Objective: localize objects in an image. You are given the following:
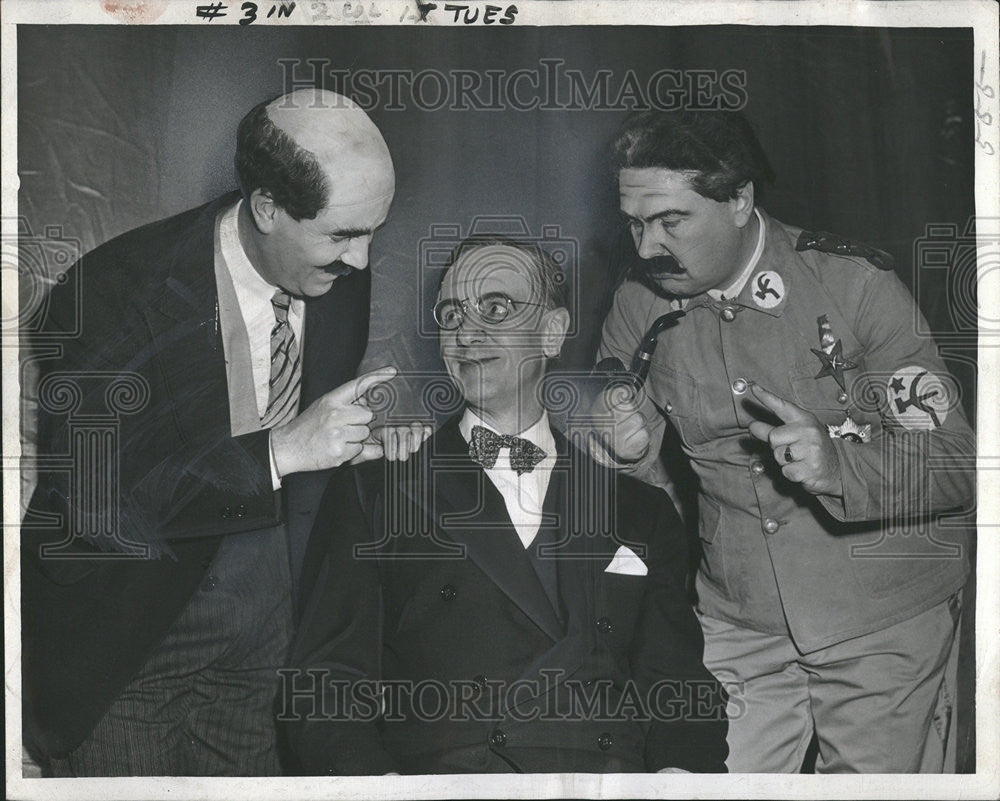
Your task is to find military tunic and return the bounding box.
[598,210,973,653]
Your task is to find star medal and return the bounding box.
[827,409,871,443]
[810,314,857,393]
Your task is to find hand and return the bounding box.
[270,366,396,476]
[353,421,433,464]
[747,384,842,497]
[588,382,651,465]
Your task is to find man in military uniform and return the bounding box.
[593,110,974,773]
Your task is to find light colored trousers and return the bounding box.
[699,593,961,773]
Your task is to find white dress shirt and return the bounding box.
[459,408,557,548]
[218,199,305,416]
[218,199,305,488]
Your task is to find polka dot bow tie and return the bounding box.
[469,425,547,475]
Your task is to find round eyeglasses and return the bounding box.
[433,292,548,330]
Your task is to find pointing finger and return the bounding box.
[328,366,398,405]
[750,384,810,424]
[748,420,774,442]
[767,425,804,447]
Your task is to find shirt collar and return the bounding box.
[459,407,556,458]
[707,207,766,301]
[219,198,281,305]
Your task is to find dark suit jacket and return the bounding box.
[21,192,370,758]
[285,415,728,774]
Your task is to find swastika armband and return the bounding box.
[795,231,894,270]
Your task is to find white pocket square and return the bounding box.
[604,545,648,576]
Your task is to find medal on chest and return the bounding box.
[812,314,871,442]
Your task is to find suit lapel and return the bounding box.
[508,433,626,701]
[402,418,565,642]
[138,197,231,445]
[545,437,589,630]
[544,431,622,602]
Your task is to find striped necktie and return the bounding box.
[260,289,301,429]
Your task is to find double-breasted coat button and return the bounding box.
[762,518,780,535]
[473,674,488,689]
[201,575,218,592]
[720,306,737,322]
[489,730,507,747]
[221,506,232,519]
[750,460,766,475]
[731,378,749,395]
[838,391,849,404]
[597,732,614,751]
[664,401,674,414]
[236,503,247,518]
[597,617,613,634]
[440,584,457,601]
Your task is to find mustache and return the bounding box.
[322,260,355,277]
[634,254,685,276]
[621,253,684,301]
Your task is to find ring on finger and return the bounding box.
[784,445,794,463]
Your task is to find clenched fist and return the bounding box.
[588,382,651,466]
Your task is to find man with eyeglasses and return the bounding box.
[284,236,729,775]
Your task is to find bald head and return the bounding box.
[235,88,394,220]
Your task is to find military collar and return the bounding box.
[678,209,790,320]
[707,208,766,302]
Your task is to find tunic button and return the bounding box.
[440,584,457,601]
[490,730,507,747]
[731,378,749,395]
[664,401,673,414]
[597,732,614,751]
[721,306,737,323]
[597,617,613,634]
[762,518,780,534]
[201,575,218,592]
[838,391,849,404]
[750,460,765,475]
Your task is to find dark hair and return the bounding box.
[234,99,329,221]
[443,235,570,312]
[612,110,775,202]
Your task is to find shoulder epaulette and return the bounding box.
[795,230,894,271]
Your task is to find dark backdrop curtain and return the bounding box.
[18,23,976,770]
